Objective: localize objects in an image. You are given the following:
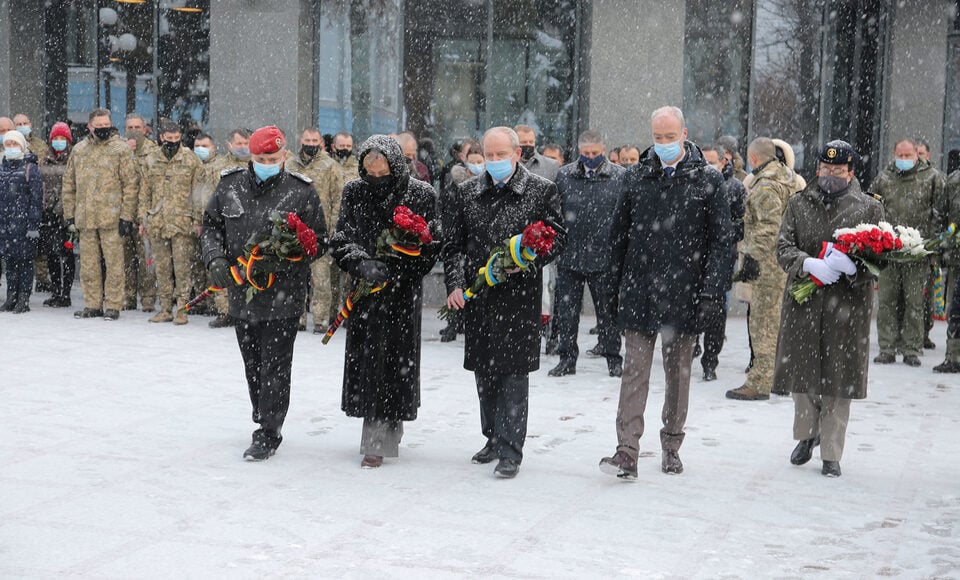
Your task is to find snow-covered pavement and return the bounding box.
[3,295,959,578]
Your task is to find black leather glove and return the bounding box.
[358,259,391,284]
[696,295,724,330]
[118,219,135,238]
[208,257,234,288]
[736,254,761,282]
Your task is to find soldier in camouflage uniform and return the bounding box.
[191,130,249,328]
[870,139,946,367]
[934,168,960,372]
[139,121,203,325]
[330,132,358,320]
[286,128,344,332]
[62,108,140,320]
[727,137,798,401]
[123,113,159,312]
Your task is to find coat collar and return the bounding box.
[479,161,531,197]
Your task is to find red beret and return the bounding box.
[49,121,73,144]
[249,125,286,155]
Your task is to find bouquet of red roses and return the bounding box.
[179,211,318,311]
[790,221,957,304]
[322,205,432,344]
[438,221,557,321]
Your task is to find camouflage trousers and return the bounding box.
[744,271,786,394]
[79,227,126,311]
[123,231,157,309]
[301,255,334,330]
[877,261,926,357]
[150,233,197,313]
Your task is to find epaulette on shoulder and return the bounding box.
[220,166,245,178]
[288,171,313,184]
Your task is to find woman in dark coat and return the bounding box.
[773,141,884,477]
[39,122,75,307]
[0,130,43,313]
[330,135,440,468]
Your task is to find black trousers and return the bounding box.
[235,317,300,441]
[47,250,76,299]
[701,294,729,370]
[555,267,621,364]
[3,256,34,297]
[476,373,529,461]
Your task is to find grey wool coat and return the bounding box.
[772,179,884,400]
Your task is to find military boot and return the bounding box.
[12,293,30,313]
[149,310,174,323]
[173,308,189,325]
[0,292,16,312]
[933,340,960,373]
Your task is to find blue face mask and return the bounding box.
[466,162,485,176]
[233,146,250,160]
[486,158,515,182]
[580,154,605,170]
[895,158,915,172]
[16,126,31,138]
[52,140,68,152]
[194,146,210,161]
[3,147,23,160]
[252,160,282,181]
[653,140,682,162]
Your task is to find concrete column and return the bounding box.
[883,0,952,167]
[208,0,315,144]
[587,0,685,147]
[0,0,46,126]
[0,0,10,116]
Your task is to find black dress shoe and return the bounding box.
[74,308,103,319]
[548,359,576,377]
[103,309,119,321]
[821,460,841,477]
[703,367,717,381]
[607,358,623,377]
[494,458,520,478]
[440,327,457,342]
[790,436,820,465]
[544,338,558,355]
[873,352,896,364]
[924,337,936,350]
[243,441,277,461]
[471,444,496,464]
[661,450,683,474]
[584,346,604,358]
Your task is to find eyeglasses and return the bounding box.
[818,166,850,177]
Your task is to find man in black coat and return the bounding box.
[599,107,733,478]
[443,126,564,479]
[202,126,328,461]
[548,129,626,378]
[699,143,747,381]
[330,135,440,468]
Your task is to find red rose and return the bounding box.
[894,238,903,250]
[297,226,318,256]
[287,212,305,231]
[63,241,74,251]
[521,221,557,255]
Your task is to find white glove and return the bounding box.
[823,242,857,276]
[803,257,841,285]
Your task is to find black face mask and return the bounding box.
[520,145,536,161]
[363,174,393,194]
[335,148,352,160]
[93,126,114,141]
[301,144,320,159]
[161,140,180,159]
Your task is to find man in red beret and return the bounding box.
[201,125,328,461]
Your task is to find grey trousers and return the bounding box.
[360,418,404,457]
[792,393,851,462]
[616,329,696,458]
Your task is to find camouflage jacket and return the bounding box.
[942,169,960,265]
[338,154,360,184]
[285,152,344,236]
[139,146,202,238]
[741,160,797,278]
[191,152,246,216]
[869,159,946,238]
[62,135,140,229]
[27,135,50,165]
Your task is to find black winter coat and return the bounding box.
[555,158,625,273]
[718,163,747,290]
[331,135,440,421]
[610,142,733,335]
[443,163,564,375]
[0,157,43,259]
[201,166,328,323]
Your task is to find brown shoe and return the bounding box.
[725,385,770,401]
[173,309,189,325]
[599,450,638,479]
[149,310,173,323]
[361,455,383,469]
